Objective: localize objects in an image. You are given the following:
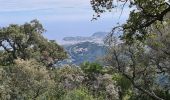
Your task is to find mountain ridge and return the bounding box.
[57,32,108,65]
[62,32,108,45]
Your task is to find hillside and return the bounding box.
[57,32,108,65]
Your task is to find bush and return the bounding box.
[61,87,95,100]
[81,62,103,75]
[0,59,55,99]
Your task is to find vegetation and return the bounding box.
[0,0,170,100]
[0,20,119,100]
[91,0,170,100]
[91,0,170,42]
[0,20,67,67]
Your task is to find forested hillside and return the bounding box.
[1,0,170,100]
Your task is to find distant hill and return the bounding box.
[63,42,107,65]
[62,32,108,45]
[57,32,108,65]
[91,32,107,38]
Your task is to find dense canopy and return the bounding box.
[0,20,67,67]
[91,0,170,42]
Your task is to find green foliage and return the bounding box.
[104,23,170,99]
[0,59,55,99]
[39,65,85,100]
[154,89,170,100]
[2,3,170,99]
[112,73,131,92]
[0,20,69,99]
[112,73,132,100]
[61,87,95,100]
[91,0,170,42]
[81,62,103,75]
[0,59,121,100]
[80,62,119,100]
[0,20,67,66]
[52,65,84,90]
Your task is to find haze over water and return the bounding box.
[0,0,129,43]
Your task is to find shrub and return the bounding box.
[61,87,95,100]
[0,59,55,99]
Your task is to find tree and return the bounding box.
[0,20,67,67]
[61,87,95,100]
[91,0,170,42]
[91,0,170,99]
[0,59,55,99]
[104,34,170,100]
[80,62,119,99]
[81,62,103,75]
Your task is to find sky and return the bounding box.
[0,0,130,43]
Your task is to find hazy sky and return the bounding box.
[0,0,130,42]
